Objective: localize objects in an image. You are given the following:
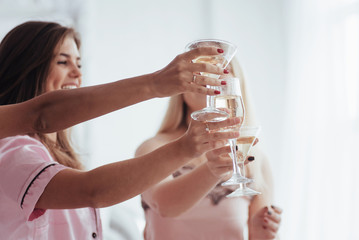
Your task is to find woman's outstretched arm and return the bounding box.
[0,46,227,138]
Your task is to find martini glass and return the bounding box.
[227,126,261,197]
[185,39,237,122]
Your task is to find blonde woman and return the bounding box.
[136,58,282,240]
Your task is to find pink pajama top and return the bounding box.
[142,165,251,240]
[0,135,102,239]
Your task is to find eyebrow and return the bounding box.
[59,53,81,60]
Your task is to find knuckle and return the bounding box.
[177,64,186,74]
[195,75,203,84]
[196,87,204,94]
[174,54,182,62]
[203,64,211,72]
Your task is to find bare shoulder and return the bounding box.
[135,132,180,157]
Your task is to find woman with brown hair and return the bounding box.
[0,21,240,239]
[136,58,283,240]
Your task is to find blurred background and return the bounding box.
[0,0,358,239]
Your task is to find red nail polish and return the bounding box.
[263,226,267,229]
[224,69,229,74]
[214,90,221,94]
[221,81,227,85]
[217,48,224,53]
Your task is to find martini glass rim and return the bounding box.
[185,38,237,51]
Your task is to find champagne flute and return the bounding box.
[185,39,237,122]
[227,126,261,197]
[213,77,250,186]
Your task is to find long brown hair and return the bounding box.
[0,21,83,169]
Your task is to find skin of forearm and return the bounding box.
[0,103,35,138]
[36,138,193,209]
[144,163,220,217]
[33,73,156,134]
[85,138,193,208]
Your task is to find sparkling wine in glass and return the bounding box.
[185,39,237,122]
[213,77,250,186]
[227,126,261,197]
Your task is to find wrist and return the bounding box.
[169,137,194,166]
[147,71,161,98]
[204,162,223,182]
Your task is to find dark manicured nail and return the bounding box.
[248,156,255,161]
[224,69,229,74]
[214,90,221,94]
[267,211,272,215]
[217,48,224,53]
[271,205,276,209]
[221,81,227,85]
[235,145,238,151]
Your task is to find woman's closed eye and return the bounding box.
[57,61,67,65]
[57,61,81,69]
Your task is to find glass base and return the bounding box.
[226,187,261,197]
[221,173,253,186]
[191,107,229,122]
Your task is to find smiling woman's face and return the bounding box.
[45,36,82,92]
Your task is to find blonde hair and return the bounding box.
[158,94,187,133]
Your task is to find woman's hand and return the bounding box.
[151,47,228,98]
[177,117,241,160]
[206,145,233,179]
[249,205,283,240]
[206,146,256,180]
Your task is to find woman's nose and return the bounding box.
[70,64,82,78]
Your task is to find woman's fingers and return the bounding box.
[192,75,224,86]
[263,218,279,234]
[181,46,223,61]
[190,62,225,76]
[208,145,232,156]
[206,117,241,131]
[243,156,255,165]
[271,205,283,214]
[207,131,239,142]
[185,84,220,96]
[266,209,281,224]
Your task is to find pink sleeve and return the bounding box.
[0,136,68,220]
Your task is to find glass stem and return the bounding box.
[229,139,241,175]
[207,94,214,108]
[239,162,246,177]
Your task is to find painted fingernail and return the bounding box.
[214,90,221,94]
[217,48,224,53]
[264,218,268,223]
[235,145,238,151]
[221,81,227,85]
[268,211,272,215]
[224,69,229,74]
[271,205,276,209]
[263,226,267,229]
[248,156,255,161]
